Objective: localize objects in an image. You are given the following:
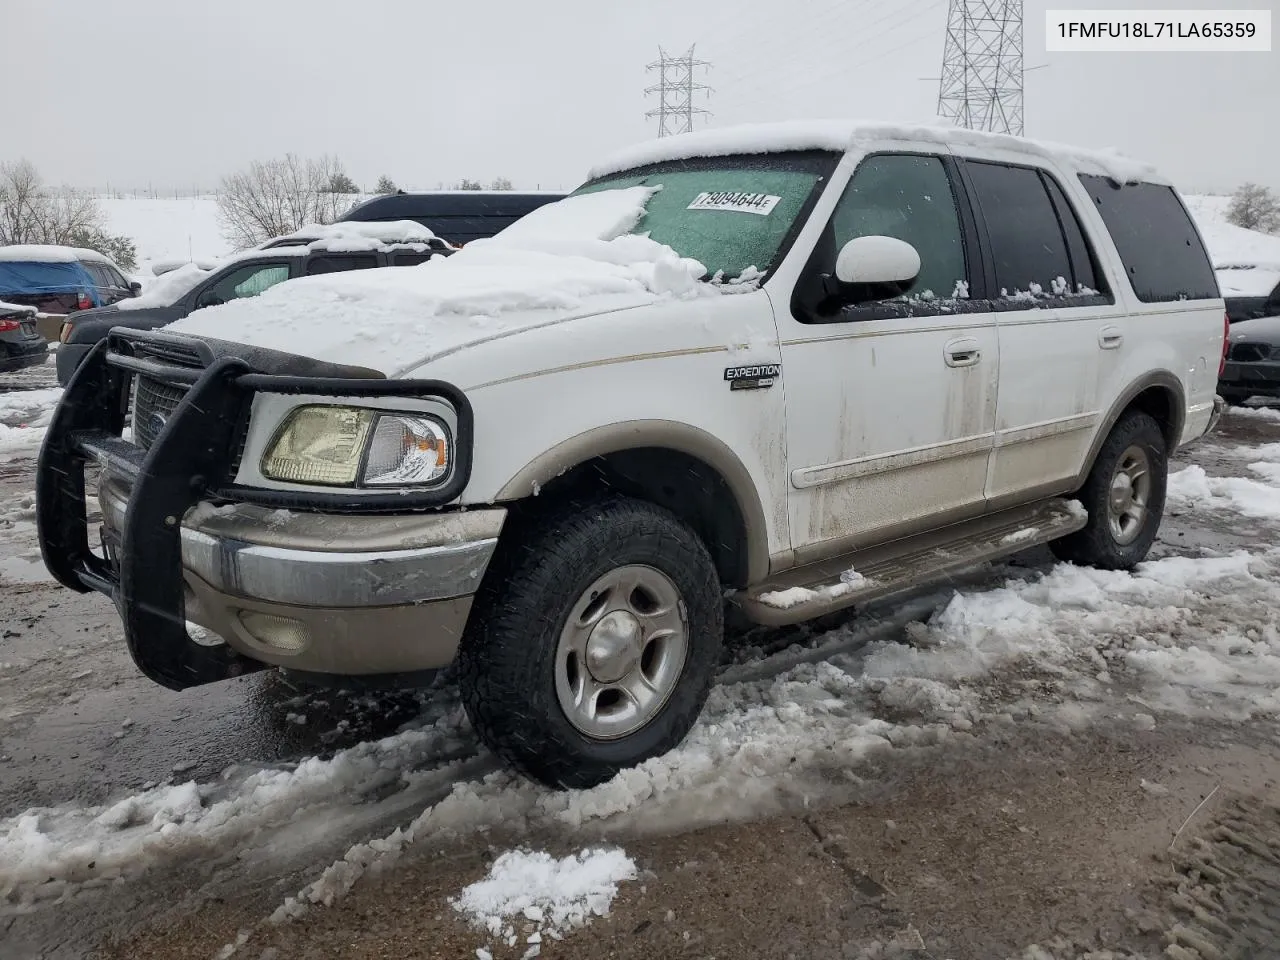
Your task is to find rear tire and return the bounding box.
[1050,411,1167,570]
[457,496,724,789]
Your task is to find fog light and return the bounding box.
[237,612,310,652]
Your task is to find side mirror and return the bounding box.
[835,235,921,286]
[129,281,142,296]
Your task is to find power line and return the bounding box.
[645,46,713,137]
[936,0,1025,136]
[713,1,947,120]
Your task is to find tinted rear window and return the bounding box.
[305,254,379,275]
[966,161,1074,298]
[1078,176,1218,303]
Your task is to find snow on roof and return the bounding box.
[0,244,113,264]
[272,219,438,248]
[587,120,1163,185]
[1216,264,1280,298]
[0,299,36,315]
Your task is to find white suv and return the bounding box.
[38,121,1227,788]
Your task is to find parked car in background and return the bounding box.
[1214,262,1280,405]
[0,300,47,372]
[38,121,1226,789]
[0,245,140,341]
[1218,262,1280,325]
[337,191,565,245]
[1220,313,1280,405]
[55,221,443,386]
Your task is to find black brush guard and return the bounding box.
[36,337,265,690]
[36,331,473,691]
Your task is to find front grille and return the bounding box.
[132,376,190,450]
[1230,342,1272,363]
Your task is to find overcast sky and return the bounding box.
[4,0,1277,195]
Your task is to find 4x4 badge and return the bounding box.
[724,364,781,391]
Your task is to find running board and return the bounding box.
[739,499,1087,626]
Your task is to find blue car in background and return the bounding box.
[0,245,139,340]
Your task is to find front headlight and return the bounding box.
[261,405,451,487]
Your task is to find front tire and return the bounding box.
[457,497,724,789]
[1050,411,1167,570]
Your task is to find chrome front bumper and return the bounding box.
[99,477,504,674]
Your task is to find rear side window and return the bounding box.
[965,161,1078,300]
[305,254,379,276]
[1042,175,1104,296]
[1078,176,1218,303]
[391,251,432,266]
[84,263,113,287]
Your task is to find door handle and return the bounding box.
[1098,326,1124,350]
[944,337,981,367]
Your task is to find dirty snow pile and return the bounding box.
[1168,440,1280,521]
[0,387,61,462]
[9,544,1280,915]
[0,490,50,584]
[452,848,636,956]
[168,187,717,376]
[0,711,478,904]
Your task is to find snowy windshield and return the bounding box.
[572,155,833,281]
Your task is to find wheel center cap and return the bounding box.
[585,611,642,683]
[1109,473,1133,511]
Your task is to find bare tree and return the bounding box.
[455,178,484,191]
[0,159,100,245]
[0,159,136,267]
[490,177,513,191]
[1226,183,1280,234]
[217,154,354,249]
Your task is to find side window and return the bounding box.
[964,161,1078,300]
[830,154,968,302]
[1041,175,1106,298]
[197,263,291,308]
[107,266,130,289]
[305,254,379,276]
[391,251,432,266]
[84,263,113,287]
[1078,176,1218,303]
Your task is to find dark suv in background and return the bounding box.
[56,236,442,386]
[338,191,565,245]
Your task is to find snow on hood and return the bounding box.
[0,299,36,316]
[117,261,214,310]
[587,119,1162,186]
[168,187,716,376]
[120,222,446,312]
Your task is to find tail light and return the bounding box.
[1220,311,1230,376]
[77,292,92,310]
[0,319,19,333]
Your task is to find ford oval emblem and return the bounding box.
[149,412,168,436]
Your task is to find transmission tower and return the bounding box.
[645,46,712,138]
[937,0,1025,136]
